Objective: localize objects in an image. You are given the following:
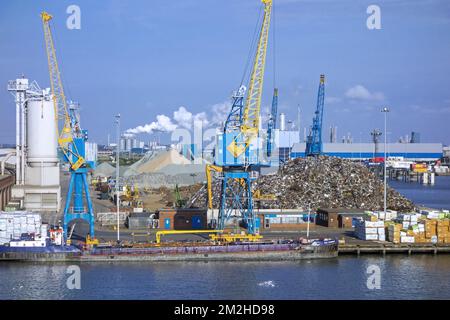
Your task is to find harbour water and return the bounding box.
[0,177,449,300]
[389,176,450,210]
[1,256,450,300]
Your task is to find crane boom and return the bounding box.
[41,12,85,170]
[227,0,272,158]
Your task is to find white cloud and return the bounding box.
[345,85,385,101]
[173,106,210,130]
[293,85,303,96]
[173,106,193,129]
[193,112,209,127]
[325,96,341,104]
[409,104,450,114]
[210,101,232,125]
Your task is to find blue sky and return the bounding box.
[1,0,449,145]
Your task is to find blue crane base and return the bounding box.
[63,168,95,240]
[218,170,258,235]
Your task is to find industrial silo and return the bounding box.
[24,96,60,210]
[279,113,286,131]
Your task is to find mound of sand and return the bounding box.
[93,162,116,177]
[124,149,192,177]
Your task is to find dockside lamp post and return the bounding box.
[307,205,311,239]
[288,120,293,161]
[381,107,390,215]
[115,113,121,243]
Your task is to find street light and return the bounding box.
[288,120,293,161]
[190,173,197,185]
[381,107,389,215]
[115,113,121,243]
[307,204,311,239]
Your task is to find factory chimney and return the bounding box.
[371,129,382,157]
[279,113,286,131]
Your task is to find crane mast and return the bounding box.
[266,88,278,157]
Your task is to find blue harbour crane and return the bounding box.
[206,0,273,237]
[305,74,326,156]
[266,88,278,157]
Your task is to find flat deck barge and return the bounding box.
[0,241,338,262]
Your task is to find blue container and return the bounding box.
[164,218,171,230]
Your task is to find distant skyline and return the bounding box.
[1,0,449,146]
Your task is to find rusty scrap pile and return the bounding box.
[191,156,415,211]
[255,156,415,211]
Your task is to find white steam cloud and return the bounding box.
[173,106,209,130]
[126,101,231,135]
[126,114,177,134]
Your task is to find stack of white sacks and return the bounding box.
[354,210,399,241]
[397,213,424,243]
[420,209,448,219]
[355,220,386,241]
[364,210,398,221]
[0,212,45,245]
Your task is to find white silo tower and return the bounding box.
[8,77,61,212]
[279,113,286,131]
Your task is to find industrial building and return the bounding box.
[258,210,315,230]
[7,78,61,212]
[0,175,14,210]
[290,142,443,161]
[273,129,300,162]
[120,134,145,153]
[316,208,368,228]
[158,208,207,230]
[126,211,156,229]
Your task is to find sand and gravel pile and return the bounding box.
[122,149,207,187]
[124,149,191,177]
[93,162,116,177]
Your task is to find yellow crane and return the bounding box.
[211,0,274,235]
[41,11,85,170]
[41,11,96,241]
[226,0,273,158]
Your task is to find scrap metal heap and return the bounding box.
[198,156,415,212]
[255,156,415,211]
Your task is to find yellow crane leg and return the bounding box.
[205,164,223,209]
